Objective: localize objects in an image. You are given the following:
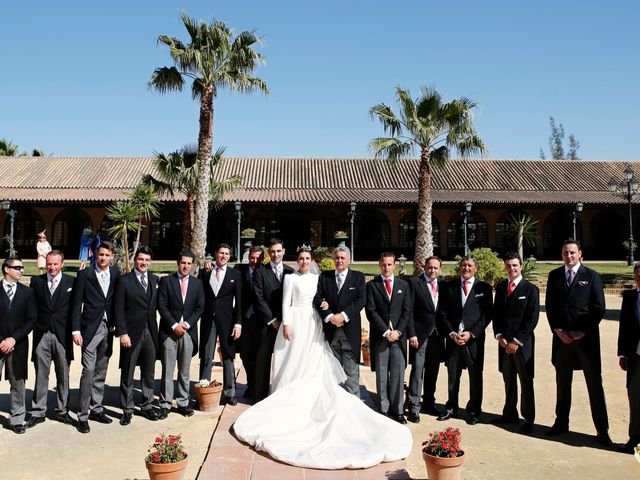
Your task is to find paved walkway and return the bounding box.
[198,368,409,479]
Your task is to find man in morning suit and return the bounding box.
[437,256,492,425]
[492,252,539,434]
[365,252,411,424]
[199,243,243,406]
[406,256,446,423]
[617,262,640,454]
[253,238,294,401]
[313,246,366,397]
[235,246,264,401]
[0,257,37,434]
[28,250,75,429]
[114,246,160,426]
[157,250,204,418]
[72,241,120,434]
[545,240,611,446]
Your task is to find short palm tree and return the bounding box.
[504,213,538,260]
[143,145,241,250]
[370,86,486,274]
[106,201,141,272]
[127,183,160,260]
[149,12,268,264]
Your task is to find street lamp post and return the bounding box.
[609,164,640,266]
[234,201,243,262]
[462,202,472,256]
[571,202,584,241]
[1,200,16,257]
[348,202,356,261]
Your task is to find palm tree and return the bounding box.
[370,86,486,274]
[0,138,19,156]
[149,13,268,264]
[106,201,141,272]
[504,213,538,261]
[127,183,160,261]
[142,146,241,250]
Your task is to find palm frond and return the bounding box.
[148,67,185,93]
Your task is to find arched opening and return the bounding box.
[446,211,488,258]
[590,209,627,260]
[51,208,93,259]
[149,206,184,259]
[495,209,538,258]
[2,207,45,259]
[398,210,440,257]
[542,209,582,258]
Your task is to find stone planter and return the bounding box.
[146,454,188,480]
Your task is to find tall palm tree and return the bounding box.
[127,183,160,261]
[142,146,241,250]
[0,138,19,156]
[370,86,486,274]
[149,13,268,264]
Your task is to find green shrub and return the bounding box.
[454,247,506,287]
[318,258,335,272]
[313,246,333,261]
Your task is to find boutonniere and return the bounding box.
[475,293,484,297]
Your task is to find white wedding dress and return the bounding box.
[233,271,412,469]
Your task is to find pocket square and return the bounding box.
[397,290,403,294]
[475,293,484,297]
[67,288,72,292]
[230,280,235,283]
[578,280,589,286]
[518,296,526,300]
[349,287,355,290]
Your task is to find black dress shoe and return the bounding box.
[52,412,75,425]
[467,414,480,425]
[596,431,613,448]
[520,421,534,434]
[407,412,420,423]
[77,421,90,434]
[389,414,407,424]
[176,405,194,417]
[140,409,159,421]
[220,395,238,406]
[619,439,638,454]
[158,408,170,420]
[120,412,132,426]
[491,415,519,425]
[89,411,113,424]
[12,424,26,434]
[26,416,45,429]
[546,423,569,436]
[437,409,457,421]
[420,403,443,416]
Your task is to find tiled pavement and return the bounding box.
[198,368,410,479]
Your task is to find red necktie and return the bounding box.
[384,278,392,296]
[463,280,469,296]
[508,281,515,296]
[430,280,437,296]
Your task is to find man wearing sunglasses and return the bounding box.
[1,257,37,434]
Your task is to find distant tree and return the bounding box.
[127,183,160,262]
[539,116,580,160]
[149,13,268,265]
[370,85,486,274]
[0,138,19,156]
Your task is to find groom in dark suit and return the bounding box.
[493,252,539,434]
[366,252,411,424]
[113,246,160,425]
[28,250,75,428]
[314,246,366,397]
[1,257,37,434]
[253,238,294,401]
[545,239,611,446]
[437,256,492,425]
[199,243,243,405]
[72,241,120,434]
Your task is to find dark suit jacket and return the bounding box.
[114,271,159,368]
[235,264,260,321]
[545,264,605,371]
[617,289,640,362]
[253,263,294,326]
[71,266,120,346]
[198,267,243,358]
[157,273,204,356]
[0,282,37,380]
[30,273,75,362]
[438,278,493,366]
[365,276,411,372]
[313,269,366,355]
[408,275,446,364]
[493,278,539,376]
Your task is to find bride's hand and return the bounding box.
[283,325,293,341]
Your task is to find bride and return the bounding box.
[233,246,412,469]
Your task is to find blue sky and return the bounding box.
[1,1,638,160]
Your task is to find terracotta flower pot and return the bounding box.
[145,454,188,480]
[361,347,371,366]
[195,383,223,412]
[423,451,465,480]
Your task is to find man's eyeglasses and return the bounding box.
[7,265,24,271]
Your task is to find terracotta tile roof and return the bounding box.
[0,156,637,205]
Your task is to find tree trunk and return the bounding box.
[182,195,194,250]
[518,224,524,260]
[413,150,433,276]
[191,85,215,266]
[131,216,142,265]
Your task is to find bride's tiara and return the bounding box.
[296,244,312,253]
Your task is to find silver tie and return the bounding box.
[6,283,15,303]
[141,274,147,291]
[50,277,57,296]
[336,273,343,292]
